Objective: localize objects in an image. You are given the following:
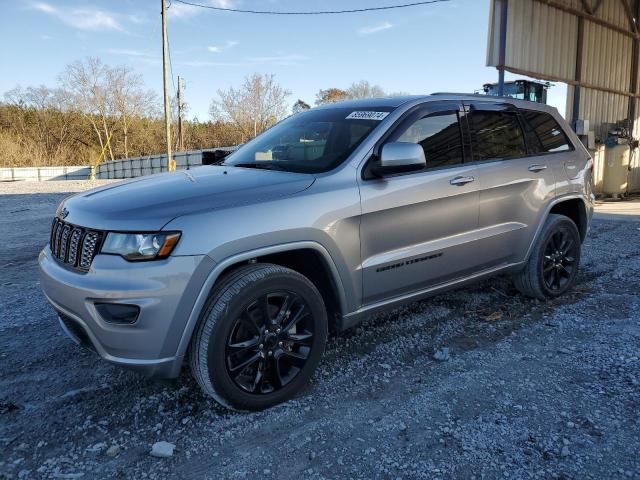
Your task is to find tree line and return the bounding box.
[0,57,400,168]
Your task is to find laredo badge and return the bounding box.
[346,111,390,121]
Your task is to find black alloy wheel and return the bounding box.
[541,229,578,292]
[225,291,314,394]
[190,263,327,411]
[512,213,582,300]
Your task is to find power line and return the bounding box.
[166,1,177,95]
[167,32,177,95]
[172,0,450,15]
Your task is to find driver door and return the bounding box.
[357,102,482,305]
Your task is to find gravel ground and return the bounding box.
[1,181,639,480]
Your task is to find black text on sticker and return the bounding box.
[346,111,390,121]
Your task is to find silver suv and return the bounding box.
[39,95,594,410]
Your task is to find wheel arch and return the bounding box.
[172,241,347,371]
[548,197,588,241]
[523,194,589,264]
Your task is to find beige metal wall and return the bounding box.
[487,0,578,80]
[487,0,640,193]
[487,0,635,95]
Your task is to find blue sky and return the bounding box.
[0,0,567,120]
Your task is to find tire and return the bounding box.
[189,263,328,411]
[512,214,582,301]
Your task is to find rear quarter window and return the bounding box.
[520,110,574,154]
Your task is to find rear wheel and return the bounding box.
[512,214,581,300]
[190,263,327,411]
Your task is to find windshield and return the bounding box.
[223,107,395,173]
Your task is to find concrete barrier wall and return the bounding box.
[0,147,237,182]
[95,148,236,180]
[0,166,91,182]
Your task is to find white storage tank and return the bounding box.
[602,145,630,197]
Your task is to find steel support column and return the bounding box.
[497,0,508,96]
[572,15,584,127]
[628,0,640,136]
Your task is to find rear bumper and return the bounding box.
[39,246,214,378]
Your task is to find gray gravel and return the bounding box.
[0,182,639,479]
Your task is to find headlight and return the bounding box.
[101,232,181,261]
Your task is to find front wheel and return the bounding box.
[189,264,328,411]
[512,214,582,300]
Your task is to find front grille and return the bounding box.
[50,218,103,272]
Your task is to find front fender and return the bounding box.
[170,241,348,374]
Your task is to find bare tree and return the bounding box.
[292,99,311,114]
[109,65,159,158]
[345,80,386,99]
[60,57,116,161]
[388,91,412,97]
[315,81,387,105]
[210,73,291,138]
[315,88,348,105]
[3,85,78,165]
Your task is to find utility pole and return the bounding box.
[177,76,184,151]
[161,0,174,171]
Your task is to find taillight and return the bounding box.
[586,157,594,174]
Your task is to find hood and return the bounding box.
[60,166,315,231]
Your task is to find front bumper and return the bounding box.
[39,246,214,378]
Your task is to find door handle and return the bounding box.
[449,175,475,186]
[528,164,548,173]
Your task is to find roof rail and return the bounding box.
[430,92,481,96]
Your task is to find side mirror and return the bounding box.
[372,142,426,177]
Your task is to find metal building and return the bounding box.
[486,0,640,193]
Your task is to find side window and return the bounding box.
[395,111,463,169]
[521,110,573,153]
[468,110,526,161]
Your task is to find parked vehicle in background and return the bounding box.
[39,94,594,410]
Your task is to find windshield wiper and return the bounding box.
[230,162,287,171]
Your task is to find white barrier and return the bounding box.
[0,166,91,182]
[95,148,236,180]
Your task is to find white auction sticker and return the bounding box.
[346,111,390,121]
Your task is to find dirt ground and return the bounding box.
[0,181,639,480]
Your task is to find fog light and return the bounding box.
[95,303,140,325]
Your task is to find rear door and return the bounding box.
[519,108,580,194]
[464,103,558,266]
[358,102,483,305]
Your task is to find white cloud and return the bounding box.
[127,14,147,25]
[207,40,238,53]
[168,0,238,18]
[32,2,122,31]
[179,52,308,68]
[358,21,393,36]
[104,48,154,58]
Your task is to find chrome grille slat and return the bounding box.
[67,228,82,267]
[80,232,99,270]
[59,225,71,261]
[50,219,57,251]
[51,220,61,256]
[54,221,64,257]
[49,219,102,272]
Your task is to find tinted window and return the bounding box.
[521,110,573,153]
[469,110,526,161]
[224,107,393,173]
[396,112,463,169]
